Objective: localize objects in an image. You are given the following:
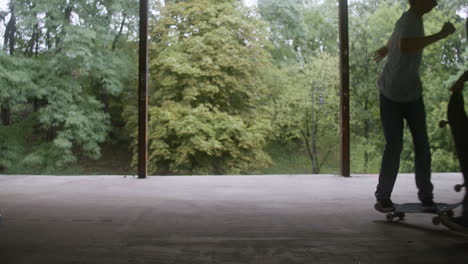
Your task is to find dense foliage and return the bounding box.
[1,0,467,175]
[0,0,138,173]
[124,0,273,175]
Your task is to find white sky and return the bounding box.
[0,0,7,11]
[0,0,6,48]
[244,0,257,6]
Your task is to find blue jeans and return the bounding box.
[375,94,433,201]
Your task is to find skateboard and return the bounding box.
[379,202,461,224]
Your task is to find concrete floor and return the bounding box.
[0,174,467,264]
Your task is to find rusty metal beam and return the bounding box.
[339,0,350,177]
[138,0,149,179]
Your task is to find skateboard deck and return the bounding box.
[380,202,461,223]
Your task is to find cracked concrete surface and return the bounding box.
[0,174,467,263]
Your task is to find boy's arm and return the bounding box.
[451,71,468,93]
[373,40,389,62]
[400,22,455,53]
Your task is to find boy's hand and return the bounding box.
[440,22,456,38]
[451,71,468,93]
[460,70,468,83]
[373,46,388,63]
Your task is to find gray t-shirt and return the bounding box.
[378,10,424,102]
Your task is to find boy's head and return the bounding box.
[409,0,438,15]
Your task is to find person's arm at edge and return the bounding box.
[373,40,389,62]
[400,22,455,53]
[451,71,468,93]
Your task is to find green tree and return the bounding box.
[0,0,139,172]
[258,0,308,65]
[302,0,339,56]
[270,53,340,173]
[124,0,273,175]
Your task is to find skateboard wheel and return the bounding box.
[386,214,394,222]
[455,184,463,192]
[432,217,441,226]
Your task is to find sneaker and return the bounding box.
[421,200,437,213]
[375,198,396,212]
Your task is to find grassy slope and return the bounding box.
[252,142,341,175]
[3,142,134,175]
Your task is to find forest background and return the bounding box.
[0,0,466,175]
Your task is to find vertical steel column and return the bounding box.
[138,0,149,179]
[339,0,350,177]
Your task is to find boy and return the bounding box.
[373,0,455,212]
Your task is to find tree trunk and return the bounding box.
[364,98,369,173]
[8,10,15,55]
[46,126,57,142]
[310,89,318,174]
[33,99,38,112]
[1,103,11,126]
[35,34,40,56]
[101,93,110,113]
[26,23,39,56]
[4,5,16,54]
[46,25,52,50]
[56,5,73,49]
[112,14,127,51]
[301,128,316,173]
